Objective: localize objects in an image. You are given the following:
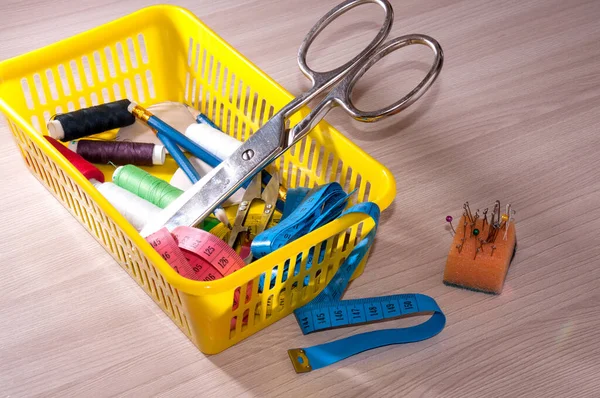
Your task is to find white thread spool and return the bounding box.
[91,179,161,231]
[184,123,242,160]
[170,123,245,205]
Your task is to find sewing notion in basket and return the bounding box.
[0,0,444,364]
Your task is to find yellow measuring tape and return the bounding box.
[209,203,282,241]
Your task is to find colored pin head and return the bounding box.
[446,215,456,235]
[473,228,480,236]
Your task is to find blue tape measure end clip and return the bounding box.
[288,348,312,373]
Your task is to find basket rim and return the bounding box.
[0,4,397,295]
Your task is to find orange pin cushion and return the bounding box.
[443,202,517,294]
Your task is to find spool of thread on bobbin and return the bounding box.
[113,165,227,231]
[184,123,242,160]
[180,119,287,210]
[48,99,135,141]
[45,136,161,231]
[113,165,183,209]
[92,181,162,231]
[68,140,165,166]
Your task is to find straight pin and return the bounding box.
[503,204,512,240]
[464,202,474,223]
[486,222,497,243]
[446,215,456,235]
[492,200,501,225]
[482,208,488,232]
[472,213,479,230]
[490,223,500,243]
[458,238,465,254]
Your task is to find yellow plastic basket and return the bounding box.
[0,5,396,354]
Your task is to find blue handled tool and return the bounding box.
[129,102,231,228]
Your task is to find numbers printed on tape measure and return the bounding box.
[146,226,246,282]
[174,226,244,276]
[330,306,348,327]
[295,293,422,333]
[204,246,215,256]
[349,304,366,323]
[146,227,195,279]
[217,256,229,270]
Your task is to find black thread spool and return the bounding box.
[69,140,166,166]
[47,99,136,141]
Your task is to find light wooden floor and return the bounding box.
[1,0,600,397]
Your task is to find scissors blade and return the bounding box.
[141,114,288,237]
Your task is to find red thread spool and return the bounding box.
[44,136,105,183]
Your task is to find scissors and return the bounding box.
[141,0,443,237]
[228,171,281,263]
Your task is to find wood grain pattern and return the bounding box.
[1,0,600,396]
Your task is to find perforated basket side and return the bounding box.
[0,5,396,354]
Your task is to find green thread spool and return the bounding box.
[113,165,182,208]
[203,217,221,231]
[112,165,223,232]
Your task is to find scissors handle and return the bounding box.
[282,0,393,119]
[289,34,443,144]
[338,34,444,121]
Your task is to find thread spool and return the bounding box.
[48,99,135,141]
[113,165,223,231]
[184,122,242,160]
[45,136,159,231]
[68,140,165,166]
[44,136,105,182]
[91,180,162,231]
[113,165,183,209]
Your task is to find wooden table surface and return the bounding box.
[1,0,599,396]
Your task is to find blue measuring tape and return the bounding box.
[252,183,446,373]
[251,182,355,258]
[252,183,353,291]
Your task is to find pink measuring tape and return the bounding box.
[146,227,251,328]
[146,226,246,282]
